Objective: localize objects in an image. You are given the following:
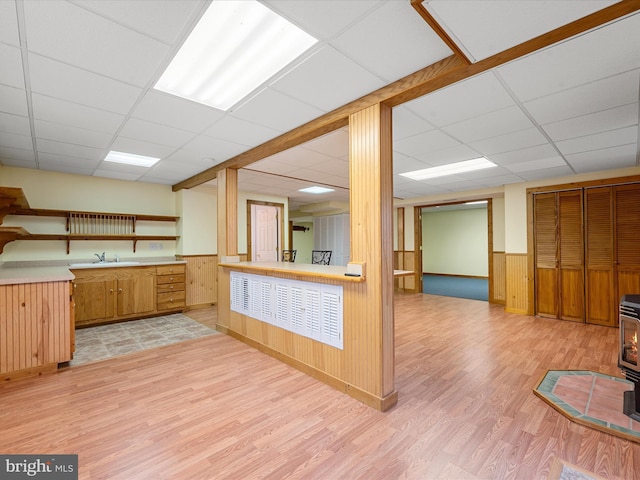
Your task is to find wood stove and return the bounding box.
[619,295,640,421]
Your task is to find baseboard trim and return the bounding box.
[216,325,397,412]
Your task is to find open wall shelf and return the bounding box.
[0,187,179,254]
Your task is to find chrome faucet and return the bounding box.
[94,252,106,263]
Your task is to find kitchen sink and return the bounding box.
[69,261,141,268]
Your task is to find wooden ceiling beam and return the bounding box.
[173,0,640,192]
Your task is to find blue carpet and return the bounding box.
[423,274,488,301]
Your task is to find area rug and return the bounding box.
[70,313,218,366]
[548,457,605,480]
[422,274,488,301]
[534,370,640,444]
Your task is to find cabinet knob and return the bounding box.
[118,288,122,293]
[170,285,174,289]
[110,288,114,293]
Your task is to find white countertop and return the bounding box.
[0,260,186,285]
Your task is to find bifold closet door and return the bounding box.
[615,183,640,302]
[557,190,584,322]
[584,186,615,326]
[533,190,584,322]
[534,193,559,319]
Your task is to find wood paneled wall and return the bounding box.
[178,255,217,307]
[394,250,417,292]
[491,251,506,304]
[218,104,397,411]
[505,254,528,314]
[1,281,72,380]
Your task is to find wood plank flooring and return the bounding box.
[1,293,638,479]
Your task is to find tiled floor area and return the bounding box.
[535,370,640,442]
[70,314,218,366]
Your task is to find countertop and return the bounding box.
[0,260,186,286]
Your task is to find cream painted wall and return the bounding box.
[422,208,488,276]
[292,222,314,264]
[492,197,505,252]
[177,186,217,255]
[0,166,178,262]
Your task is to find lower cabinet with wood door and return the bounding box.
[72,265,175,327]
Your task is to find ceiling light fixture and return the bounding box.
[299,186,335,194]
[400,157,497,181]
[154,0,318,111]
[104,151,160,168]
[464,200,488,205]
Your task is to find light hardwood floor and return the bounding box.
[1,293,638,479]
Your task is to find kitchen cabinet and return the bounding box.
[72,266,157,327]
[156,264,186,312]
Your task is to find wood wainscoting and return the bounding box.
[490,251,506,304]
[1,281,73,381]
[506,253,528,315]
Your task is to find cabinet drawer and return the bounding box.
[157,264,185,276]
[157,282,185,293]
[157,274,185,285]
[157,290,186,310]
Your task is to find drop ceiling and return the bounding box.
[0,0,638,212]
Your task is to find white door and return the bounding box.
[252,204,279,262]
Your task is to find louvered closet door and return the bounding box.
[615,184,640,299]
[585,187,615,326]
[558,190,584,322]
[534,193,559,318]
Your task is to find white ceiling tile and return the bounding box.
[0,157,37,169]
[119,118,195,148]
[543,103,638,141]
[34,120,113,149]
[270,46,385,112]
[0,132,32,150]
[332,1,451,82]
[523,70,640,125]
[181,135,249,162]
[504,156,568,173]
[37,151,101,171]
[301,128,349,157]
[0,1,19,46]
[490,143,561,166]
[143,160,206,181]
[392,107,435,140]
[414,144,483,166]
[204,116,281,147]
[517,166,575,181]
[469,128,549,156]
[426,0,620,62]
[28,54,142,114]
[0,44,25,89]
[162,149,220,167]
[0,84,28,116]
[232,88,324,133]
[265,0,382,39]
[556,126,637,155]
[108,137,175,160]
[0,146,34,161]
[71,0,203,44]
[132,91,224,133]
[36,138,104,161]
[392,153,431,175]
[394,129,460,158]
[93,169,143,181]
[472,174,525,188]
[565,144,638,173]
[24,0,169,86]
[497,11,640,100]
[31,93,124,134]
[404,72,516,127]
[442,106,535,143]
[136,175,177,186]
[0,112,30,136]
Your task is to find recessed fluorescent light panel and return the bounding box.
[299,186,335,194]
[154,0,318,111]
[400,158,497,181]
[104,151,160,168]
[465,200,488,205]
